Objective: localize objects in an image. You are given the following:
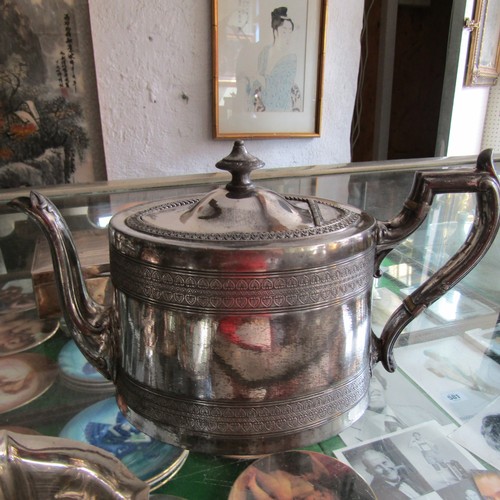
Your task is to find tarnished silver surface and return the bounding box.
[123,196,361,240]
[117,368,370,455]
[8,142,500,455]
[110,247,373,312]
[8,192,116,382]
[375,148,500,371]
[0,430,149,499]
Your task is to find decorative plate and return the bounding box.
[0,309,59,356]
[229,450,376,500]
[0,353,58,414]
[59,397,189,491]
[58,339,114,392]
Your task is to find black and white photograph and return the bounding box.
[340,363,451,446]
[0,0,106,189]
[464,325,500,363]
[450,396,500,470]
[431,479,483,500]
[336,421,486,500]
[212,0,327,138]
[395,336,500,423]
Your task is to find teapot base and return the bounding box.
[122,397,369,456]
[114,369,370,456]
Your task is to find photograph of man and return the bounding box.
[336,421,486,499]
[361,448,429,499]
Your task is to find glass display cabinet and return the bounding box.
[0,152,498,499]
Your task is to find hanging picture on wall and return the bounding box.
[465,0,500,86]
[212,0,327,139]
[0,0,107,189]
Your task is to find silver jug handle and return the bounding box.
[374,149,500,372]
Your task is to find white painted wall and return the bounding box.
[88,1,364,180]
[446,0,490,157]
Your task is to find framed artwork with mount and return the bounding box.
[212,0,328,138]
[465,0,500,86]
[0,0,107,189]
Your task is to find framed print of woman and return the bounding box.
[213,0,327,138]
[252,7,303,113]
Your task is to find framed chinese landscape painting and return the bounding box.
[0,0,107,189]
[212,0,328,138]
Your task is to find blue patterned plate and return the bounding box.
[57,339,114,389]
[59,397,188,490]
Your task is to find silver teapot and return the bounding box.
[10,142,500,456]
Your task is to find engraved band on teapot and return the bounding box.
[110,248,373,313]
[124,196,360,242]
[117,367,370,437]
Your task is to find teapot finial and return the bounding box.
[215,140,264,195]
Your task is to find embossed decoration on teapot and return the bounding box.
[8,142,500,455]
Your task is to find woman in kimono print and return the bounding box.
[253,7,302,112]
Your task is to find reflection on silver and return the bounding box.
[0,430,149,499]
[229,450,376,500]
[8,144,500,456]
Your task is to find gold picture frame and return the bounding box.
[465,0,500,86]
[212,0,327,139]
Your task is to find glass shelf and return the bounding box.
[0,154,498,499]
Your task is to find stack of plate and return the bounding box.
[0,278,60,414]
[57,339,115,393]
[60,397,189,492]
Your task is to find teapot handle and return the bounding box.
[374,149,500,372]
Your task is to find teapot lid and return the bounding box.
[123,141,361,242]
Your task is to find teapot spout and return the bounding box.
[9,192,115,380]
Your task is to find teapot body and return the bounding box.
[109,196,378,455]
[10,144,499,456]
